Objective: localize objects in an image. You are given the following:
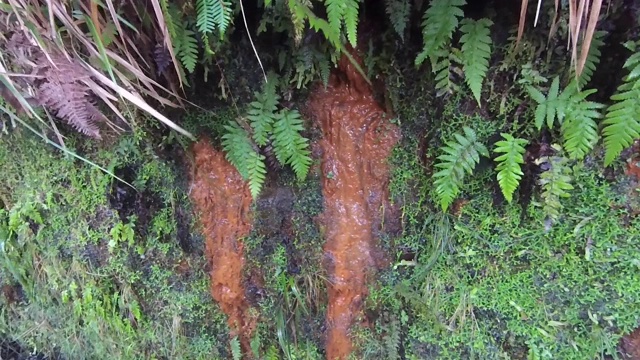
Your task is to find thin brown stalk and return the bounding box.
[577,0,602,77]
[517,0,529,46]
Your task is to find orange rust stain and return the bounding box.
[189,139,256,354]
[308,53,400,360]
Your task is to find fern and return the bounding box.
[561,88,604,159]
[493,133,528,203]
[247,86,280,146]
[385,0,410,41]
[433,127,488,211]
[271,109,312,181]
[433,47,462,97]
[343,0,360,47]
[527,76,574,130]
[574,30,606,88]
[459,18,493,106]
[325,0,360,47]
[230,336,242,360]
[222,121,267,198]
[325,0,346,37]
[196,0,232,47]
[537,145,573,225]
[175,23,198,73]
[415,0,465,67]
[602,41,640,166]
[384,315,400,360]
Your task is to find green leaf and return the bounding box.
[271,109,312,182]
[493,133,528,203]
[384,0,411,41]
[415,0,465,66]
[602,42,640,166]
[459,18,493,105]
[432,126,487,211]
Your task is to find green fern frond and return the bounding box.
[415,0,465,67]
[433,126,488,211]
[246,150,268,199]
[527,76,574,130]
[196,0,232,37]
[459,18,493,106]
[433,48,461,97]
[247,87,280,146]
[384,0,410,41]
[177,27,198,73]
[213,0,233,36]
[602,42,640,166]
[493,133,528,203]
[271,109,312,181]
[537,145,573,225]
[222,121,266,198]
[230,336,242,360]
[561,89,603,159]
[574,30,606,88]
[325,0,346,36]
[344,0,360,47]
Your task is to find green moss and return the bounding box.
[0,129,230,359]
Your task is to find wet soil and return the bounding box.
[308,52,400,359]
[620,327,640,359]
[189,139,256,353]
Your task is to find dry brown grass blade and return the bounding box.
[149,0,184,89]
[517,0,529,46]
[85,64,195,140]
[577,0,602,77]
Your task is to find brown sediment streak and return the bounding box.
[308,54,400,359]
[189,139,256,353]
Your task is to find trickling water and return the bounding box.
[190,139,257,354]
[308,54,400,359]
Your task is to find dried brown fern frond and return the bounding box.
[36,54,106,138]
[0,0,195,141]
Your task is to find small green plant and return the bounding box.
[459,18,493,105]
[528,78,603,159]
[109,220,136,251]
[602,40,640,166]
[432,126,488,211]
[415,0,465,67]
[493,133,528,203]
[536,145,573,225]
[222,76,311,198]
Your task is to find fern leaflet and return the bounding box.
[325,0,346,37]
[344,0,360,47]
[222,121,266,198]
[271,109,312,181]
[493,133,528,203]
[433,48,461,97]
[561,88,603,159]
[196,0,232,37]
[230,336,242,360]
[602,41,640,166]
[459,18,493,106]
[247,87,280,146]
[385,0,410,41]
[415,0,465,67]
[172,18,199,74]
[433,126,488,211]
[537,145,573,225]
[574,31,606,88]
[527,76,574,130]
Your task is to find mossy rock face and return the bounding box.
[0,130,231,359]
